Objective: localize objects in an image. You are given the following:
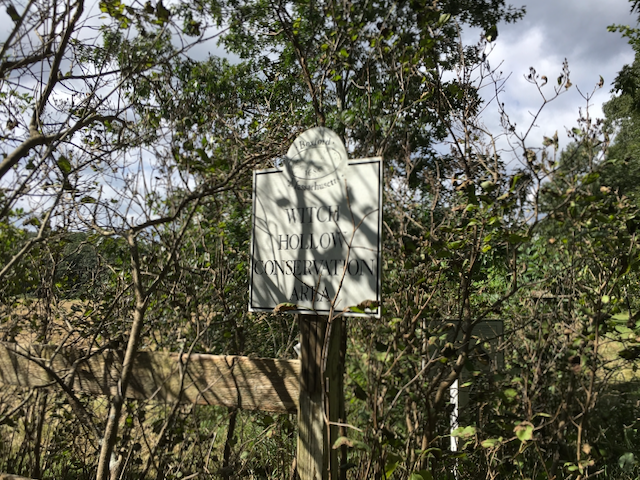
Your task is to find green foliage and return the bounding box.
[4,0,640,479]
[218,0,523,177]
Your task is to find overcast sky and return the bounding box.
[480,0,636,154]
[1,0,636,153]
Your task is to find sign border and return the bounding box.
[248,157,382,318]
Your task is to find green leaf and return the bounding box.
[565,462,579,472]
[611,312,630,323]
[384,453,402,477]
[481,437,502,448]
[480,180,495,192]
[447,240,464,250]
[464,204,478,213]
[451,425,476,439]
[615,325,632,334]
[503,388,517,401]
[582,172,600,185]
[353,384,367,400]
[259,415,274,426]
[196,148,209,162]
[57,155,72,174]
[510,173,523,191]
[514,422,533,442]
[6,4,20,22]
[534,412,552,418]
[619,452,636,470]
[484,25,498,42]
[438,13,451,26]
[156,0,170,24]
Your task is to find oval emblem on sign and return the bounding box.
[284,127,348,182]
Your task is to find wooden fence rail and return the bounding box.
[0,341,300,414]
[0,473,37,480]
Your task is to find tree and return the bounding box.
[10,0,640,479]
[0,1,279,478]
[601,1,640,205]
[600,78,640,206]
[0,1,519,477]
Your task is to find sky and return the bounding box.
[480,0,636,154]
[0,0,636,154]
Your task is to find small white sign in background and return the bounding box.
[249,127,382,317]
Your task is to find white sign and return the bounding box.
[249,127,382,317]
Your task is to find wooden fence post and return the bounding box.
[297,315,345,480]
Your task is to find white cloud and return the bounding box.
[474,0,635,161]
